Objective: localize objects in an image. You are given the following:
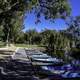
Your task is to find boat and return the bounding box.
[40,65,80,79]
[25,49,63,65]
[26,50,47,56]
[31,54,64,66]
[61,71,80,79]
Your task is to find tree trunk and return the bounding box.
[6,28,10,47]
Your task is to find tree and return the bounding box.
[0,25,4,41]
[40,29,55,45]
[65,16,80,59]
[0,0,71,46]
[0,0,35,45]
[11,18,24,43]
[32,34,42,45]
[25,29,38,44]
[66,16,80,46]
[34,0,71,23]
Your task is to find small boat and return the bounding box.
[31,55,63,65]
[61,71,80,79]
[40,65,80,79]
[32,62,55,66]
[26,50,47,56]
[25,50,64,66]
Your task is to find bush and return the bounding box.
[70,48,80,59]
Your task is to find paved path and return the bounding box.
[11,48,29,61]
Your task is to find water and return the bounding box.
[0,49,80,80]
[41,61,80,79]
[29,49,80,79]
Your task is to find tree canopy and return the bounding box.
[0,0,71,25]
[67,16,80,41]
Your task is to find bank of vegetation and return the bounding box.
[0,0,80,60]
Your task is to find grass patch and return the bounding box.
[15,44,44,48]
[0,41,5,48]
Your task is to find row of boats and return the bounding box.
[0,48,80,80]
[25,49,80,79]
[25,49,63,65]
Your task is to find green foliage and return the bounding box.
[41,29,70,50]
[35,0,71,22]
[25,29,41,44]
[55,50,65,59]
[66,16,80,41]
[0,0,32,44]
[40,29,56,45]
[24,29,71,58]
[15,32,25,43]
[24,29,71,54]
[70,48,80,59]
[0,25,4,41]
[0,0,71,44]
[0,41,5,47]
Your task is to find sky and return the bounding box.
[23,0,80,32]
